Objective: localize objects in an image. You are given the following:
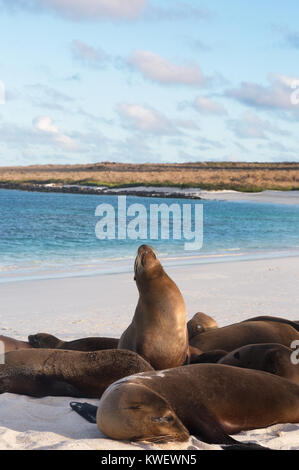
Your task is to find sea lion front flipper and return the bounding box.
[70,402,98,424]
[184,402,271,450]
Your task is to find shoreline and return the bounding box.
[0,182,203,200]
[1,182,299,205]
[1,249,299,284]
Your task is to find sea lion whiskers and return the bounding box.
[143,433,188,444]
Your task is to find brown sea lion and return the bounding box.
[187,312,219,340]
[0,335,32,353]
[28,333,119,351]
[27,311,215,354]
[27,316,208,354]
[118,245,189,370]
[28,333,205,365]
[243,315,299,329]
[190,319,299,352]
[218,342,299,384]
[71,363,299,450]
[0,349,153,398]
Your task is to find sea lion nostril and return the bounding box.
[151,416,173,423]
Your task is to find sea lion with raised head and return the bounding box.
[0,335,32,353]
[71,363,299,450]
[28,333,119,351]
[218,342,299,384]
[190,319,299,353]
[118,245,189,370]
[0,349,153,398]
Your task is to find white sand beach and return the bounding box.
[0,254,299,450]
[102,187,299,206]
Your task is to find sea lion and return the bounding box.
[243,315,299,329]
[190,319,299,352]
[0,335,32,353]
[0,349,153,398]
[187,312,218,340]
[118,245,189,370]
[27,311,215,352]
[71,363,299,449]
[28,333,119,351]
[218,343,299,384]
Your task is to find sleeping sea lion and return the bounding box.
[28,333,119,351]
[218,342,299,384]
[71,363,299,449]
[190,320,299,352]
[0,348,153,398]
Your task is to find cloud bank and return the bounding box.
[2,0,147,21]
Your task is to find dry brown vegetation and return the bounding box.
[1,162,299,192]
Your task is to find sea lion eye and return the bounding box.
[164,414,174,423]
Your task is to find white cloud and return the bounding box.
[4,0,147,21]
[226,74,299,113]
[34,116,80,151]
[145,3,213,22]
[228,111,290,140]
[71,40,108,67]
[193,96,227,115]
[118,103,177,135]
[128,50,206,86]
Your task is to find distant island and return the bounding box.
[0,162,299,197]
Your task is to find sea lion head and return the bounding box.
[219,343,289,372]
[134,245,162,284]
[28,333,61,349]
[97,381,190,443]
[187,312,219,339]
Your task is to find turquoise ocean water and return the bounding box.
[0,189,299,281]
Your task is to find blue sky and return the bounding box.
[0,0,298,166]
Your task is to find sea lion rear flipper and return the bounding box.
[190,349,228,364]
[36,377,82,397]
[70,402,98,424]
[221,442,271,450]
